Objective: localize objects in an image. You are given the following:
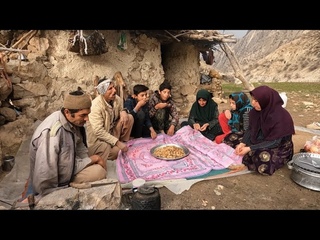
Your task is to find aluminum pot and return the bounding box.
[288,153,320,191]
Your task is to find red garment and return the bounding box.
[215,112,231,144]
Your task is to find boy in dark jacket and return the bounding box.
[124,84,157,139]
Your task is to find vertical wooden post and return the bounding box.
[219,42,255,91]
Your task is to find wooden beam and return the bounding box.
[0,47,29,53]
[164,30,181,42]
[174,31,193,38]
[219,42,254,91]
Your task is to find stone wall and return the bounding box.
[0,30,209,159]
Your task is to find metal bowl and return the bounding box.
[150,143,190,161]
[290,153,320,191]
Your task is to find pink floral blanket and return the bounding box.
[116,126,243,183]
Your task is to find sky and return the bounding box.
[219,30,248,39]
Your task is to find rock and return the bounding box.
[14,179,122,210]
[0,107,16,122]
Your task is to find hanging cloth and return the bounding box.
[117,32,127,51]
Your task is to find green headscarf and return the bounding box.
[189,89,217,124]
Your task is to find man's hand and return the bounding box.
[120,110,129,123]
[116,140,129,152]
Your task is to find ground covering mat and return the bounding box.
[116,126,244,183]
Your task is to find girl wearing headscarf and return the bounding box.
[215,92,253,147]
[181,89,223,141]
[235,85,295,175]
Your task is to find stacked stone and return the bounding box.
[209,69,223,99]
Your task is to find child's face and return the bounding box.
[159,88,171,101]
[229,98,236,111]
[135,91,149,102]
[198,98,207,107]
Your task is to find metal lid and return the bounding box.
[137,186,155,195]
[132,178,145,188]
[292,153,320,174]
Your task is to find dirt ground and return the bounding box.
[158,91,320,210]
[1,90,320,210]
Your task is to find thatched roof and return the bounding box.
[130,30,237,50]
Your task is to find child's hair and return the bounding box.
[159,80,172,91]
[133,84,149,95]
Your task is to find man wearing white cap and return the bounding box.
[86,77,134,160]
[20,89,107,202]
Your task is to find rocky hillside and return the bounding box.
[214,30,320,83]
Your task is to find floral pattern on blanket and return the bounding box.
[116,126,243,183]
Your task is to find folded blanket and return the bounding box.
[116,126,243,183]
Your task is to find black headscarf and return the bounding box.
[189,89,217,124]
[249,85,295,143]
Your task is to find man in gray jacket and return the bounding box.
[21,89,107,202]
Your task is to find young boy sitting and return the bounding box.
[124,84,157,139]
[148,80,179,136]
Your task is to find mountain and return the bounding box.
[214,30,320,82]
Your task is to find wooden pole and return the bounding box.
[164,30,181,42]
[0,47,29,53]
[219,42,254,91]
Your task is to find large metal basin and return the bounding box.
[290,153,320,191]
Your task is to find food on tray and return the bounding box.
[153,145,186,159]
